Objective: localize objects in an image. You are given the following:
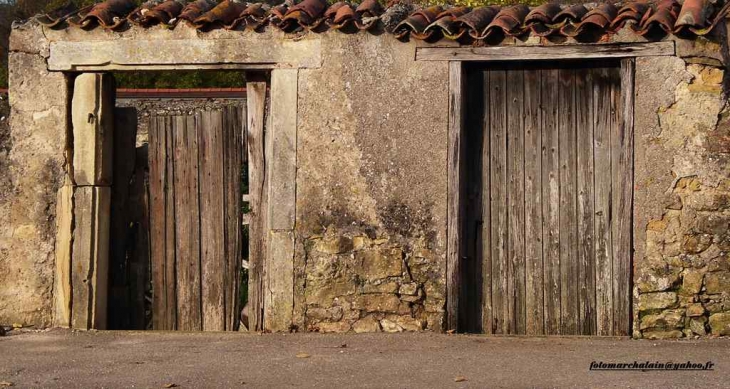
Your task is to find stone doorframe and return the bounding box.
[421,41,677,333]
[47,37,316,331]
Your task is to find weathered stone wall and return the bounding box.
[634,51,730,338]
[3,20,729,336]
[294,33,449,332]
[1,22,68,327]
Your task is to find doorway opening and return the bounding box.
[459,60,634,336]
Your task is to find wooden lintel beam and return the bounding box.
[416,42,675,62]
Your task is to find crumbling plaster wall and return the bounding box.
[633,35,730,338]
[1,22,68,327]
[295,33,449,333]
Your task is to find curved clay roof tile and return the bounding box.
[633,0,681,36]
[552,4,589,28]
[561,3,618,38]
[193,0,248,30]
[328,3,359,29]
[354,0,385,30]
[453,6,501,40]
[141,0,185,27]
[393,6,444,40]
[228,3,270,31]
[423,7,472,40]
[524,3,563,36]
[128,0,163,25]
[279,0,329,32]
[479,4,530,41]
[610,2,651,31]
[67,0,136,30]
[675,0,730,35]
[36,2,92,28]
[178,0,217,25]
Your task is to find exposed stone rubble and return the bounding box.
[300,227,444,333]
[636,61,730,339]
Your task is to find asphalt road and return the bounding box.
[1,329,729,388]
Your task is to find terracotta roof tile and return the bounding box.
[34,0,730,43]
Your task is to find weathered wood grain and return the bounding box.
[224,106,245,331]
[489,69,508,335]
[415,42,675,61]
[558,68,579,335]
[199,110,226,331]
[613,59,634,336]
[163,117,178,330]
[148,116,166,330]
[53,185,73,328]
[247,81,268,332]
[128,145,150,330]
[174,115,202,331]
[447,62,465,332]
[479,71,493,334]
[523,68,544,335]
[575,67,597,335]
[541,68,561,335]
[506,69,526,335]
[594,66,615,336]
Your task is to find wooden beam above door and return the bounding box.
[416,42,674,62]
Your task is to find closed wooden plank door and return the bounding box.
[463,60,633,336]
[148,107,246,331]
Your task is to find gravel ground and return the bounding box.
[1,329,729,388]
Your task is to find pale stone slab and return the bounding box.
[49,38,322,71]
[264,230,294,332]
[71,186,111,330]
[72,73,114,186]
[268,69,298,231]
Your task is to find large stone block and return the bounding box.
[72,73,115,186]
[705,272,730,294]
[639,309,684,330]
[357,248,403,280]
[638,292,678,311]
[709,312,730,335]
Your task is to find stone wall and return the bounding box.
[294,32,449,332]
[3,20,730,336]
[0,22,68,327]
[634,55,730,338]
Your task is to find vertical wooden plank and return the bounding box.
[575,67,596,335]
[247,81,267,332]
[128,144,150,330]
[461,67,485,333]
[541,68,561,335]
[148,117,166,330]
[53,185,74,328]
[71,186,111,330]
[523,68,544,335]
[108,107,137,330]
[479,70,492,334]
[506,69,525,334]
[265,69,298,331]
[613,59,634,336]
[199,110,226,331]
[558,68,579,335]
[447,61,465,332]
[163,117,177,330]
[174,114,202,331]
[224,106,245,331]
[489,69,508,335]
[594,66,614,336]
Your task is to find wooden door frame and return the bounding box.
[437,42,664,333]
